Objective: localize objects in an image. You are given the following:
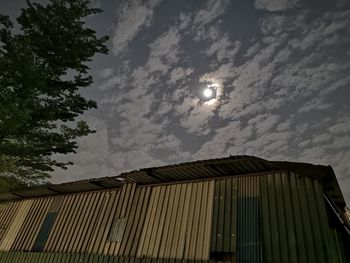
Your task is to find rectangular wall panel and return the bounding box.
[211,178,238,253]
[71,192,100,253]
[39,189,126,255]
[104,183,137,256]
[44,195,72,252]
[237,176,261,263]
[259,172,336,263]
[29,196,62,252]
[0,200,33,251]
[44,194,75,252]
[12,197,53,251]
[31,212,57,252]
[118,187,151,257]
[136,181,214,260]
[0,202,21,244]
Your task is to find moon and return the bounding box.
[203,88,213,98]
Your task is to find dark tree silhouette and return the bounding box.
[0,0,109,190]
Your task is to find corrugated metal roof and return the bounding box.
[119,155,277,184]
[1,176,123,200]
[0,155,345,210]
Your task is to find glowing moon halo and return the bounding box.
[203,88,213,98]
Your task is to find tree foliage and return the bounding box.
[0,0,108,190]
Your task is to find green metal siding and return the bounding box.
[260,172,345,263]
[327,229,345,263]
[211,176,262,262]
[210,172,345,263]
[211,178,238,253]
[237,176,262,263]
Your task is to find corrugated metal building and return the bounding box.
[0,155,349,263]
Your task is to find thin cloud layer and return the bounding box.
[112,0,161,55]
[255,0,300,11]
[45,0,350,204]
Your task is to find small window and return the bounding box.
[109,217,127,242]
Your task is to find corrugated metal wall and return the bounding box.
[211,178,238,254]
[0,184,138,256]
[0,202,21,243]
[0,181,215,261]
[211,176,262,262]
[210,173,345,263]
[136,181,214,260]
[259,172,345,263]
[237,176,262,263]
[0,199,36,251]
[0,252,217,263]
[0,173,346,263]
[42,183,137,255]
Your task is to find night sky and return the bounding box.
[2,0,350,205]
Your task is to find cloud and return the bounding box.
[249,114,281,135]
[193,0,230,28]
[203,26,241,63]
[193,121,242,160]
[112,0,161,55]
[146,27,182,74]
[289,10,350,50]
[193,119,290,161]
[109,149,165,172]
[98,68,114,79]
[217,9,350,120]
[57,1,350,205]
[329,117,350,135]
[168,67,194,84]
[200,63,237,85]
[298,98,332,113]
[311,133,331,144]
[90,0,101,9]
[110,118,162,149]
[255,0,300,11]
[51,118,112,183]
[177,98,216,135]
[96,14,194,171]
[294,139,350,176]
[191,0,231,42]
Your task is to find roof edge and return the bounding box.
[0,155,346,211]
